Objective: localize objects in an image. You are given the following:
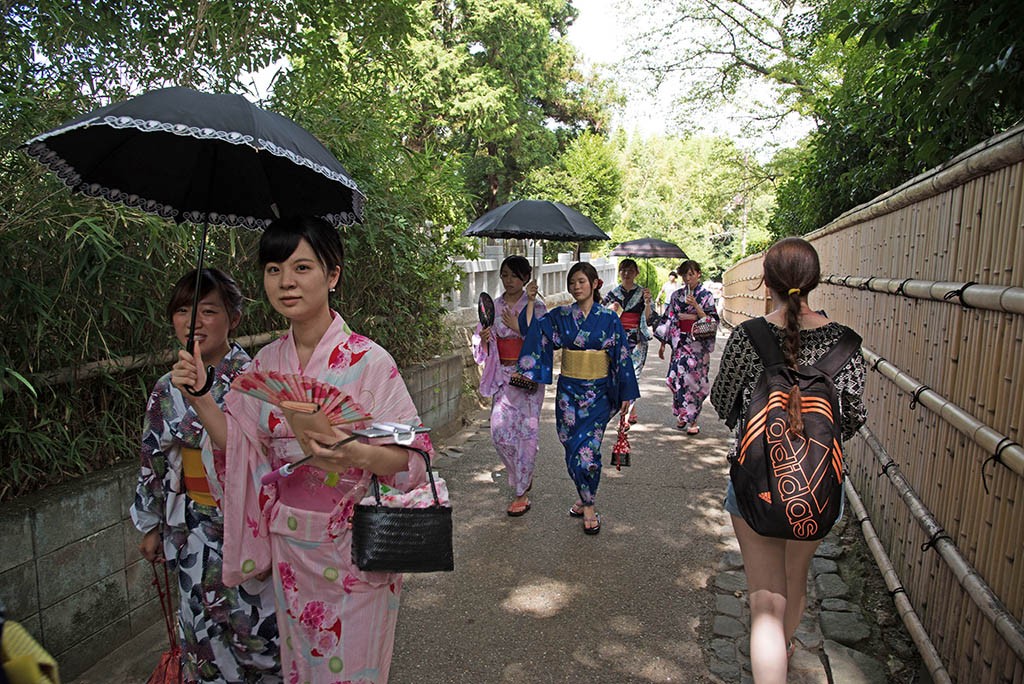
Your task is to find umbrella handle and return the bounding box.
[185,368,215,397]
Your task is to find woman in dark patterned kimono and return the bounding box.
[602,258,653,424]
[659,259,719,434]
[131,269,280,683]
[517,262,640,535]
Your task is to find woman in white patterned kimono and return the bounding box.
[171,217,431,684]
[131,268,280,683]
[602,258,653,424]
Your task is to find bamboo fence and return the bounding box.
[722,122,1024,683]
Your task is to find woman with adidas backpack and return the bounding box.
[710,237,866,683]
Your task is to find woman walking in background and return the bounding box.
[603,258,653,424]
[473,255,547,516]
[131,268,280,683]
[659,259,718,434]
[711,237,866,682]
[517,262,639,535]
[172,217,431,683]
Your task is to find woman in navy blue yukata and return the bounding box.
[516,262,639,535]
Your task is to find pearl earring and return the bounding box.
[329,287,336,293]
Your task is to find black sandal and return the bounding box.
[583,513,602,535]
[568,502,584,518]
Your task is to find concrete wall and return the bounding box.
[0,353,466,681]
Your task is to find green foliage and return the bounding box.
[1,0,604,501]
[607,133,775,279]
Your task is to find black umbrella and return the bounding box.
[610,238,688,260]
[22,86,365,394]
[463,200,610,241]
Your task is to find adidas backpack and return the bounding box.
[726,317,861,541]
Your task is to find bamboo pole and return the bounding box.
[857,426,1024,662]
[23,331,284,387]
[862,347,1024,478]
[845,478,954,684]
[821,275,1024,315]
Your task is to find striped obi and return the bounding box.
[561,349,609,380]
[496,337,523,366]
[620,312,641,330]
[181,447,217,507]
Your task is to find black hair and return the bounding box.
[567,261,601,303]
[677,259,701,276]
[259,216,344,275]
[668,271,677,278]
[618,258,639,272]
[500,255,532,282]
[166,268,243,326]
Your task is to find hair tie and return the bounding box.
[787,288,801,296]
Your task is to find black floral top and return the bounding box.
[711,321,867,458]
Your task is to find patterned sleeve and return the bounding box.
[130,381,173,534]
[699,288,719,320]
[835,347,868,441]
[710,324,754,425]
[517,308,556,385]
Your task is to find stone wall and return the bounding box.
[0,353,465,680]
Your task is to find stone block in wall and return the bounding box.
[126,556,160,609]
[403,364,423,398]
[116,460,137,521]
[37,526,124,607]
[0,560,38,621]
[129,595,164,637]
[0,502,33,574]
[31,469,123,556]
[57,614,131,682]
[123,518,142,568]
[41,572,127,655]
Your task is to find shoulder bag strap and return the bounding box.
[743,317,786,369]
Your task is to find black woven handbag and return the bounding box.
[351,448,454,573]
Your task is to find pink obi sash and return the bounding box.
[271,439,364,513]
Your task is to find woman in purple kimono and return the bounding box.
[131,269,280,683]
[659,259,719,434]
[172,217,431,684]
[473,255,547,516]
[517,262,639,535]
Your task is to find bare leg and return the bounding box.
[732,515,788,684]
[783,538,821,644]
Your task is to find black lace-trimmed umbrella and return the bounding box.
[22,85,365,394]
[463,199,610,241]
[609,237,688,260]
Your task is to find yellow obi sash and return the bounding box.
[181,447,217,507]
[561,349,609,380]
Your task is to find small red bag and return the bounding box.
[147,561,182,684]
[610,414,631,469]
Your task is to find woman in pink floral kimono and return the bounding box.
[472,255,547,516]
[172,216,431,684]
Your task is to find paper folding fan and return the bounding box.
[233,371,373,456]
[234,371,371,424]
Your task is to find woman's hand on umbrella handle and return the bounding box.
[526,279,538,300]
[643,288,652,305]
[171,348,208,396]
